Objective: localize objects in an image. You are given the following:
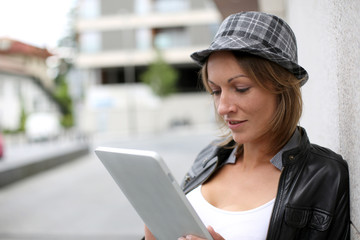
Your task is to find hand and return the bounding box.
[178,226,225,240]
[144,225,156,240]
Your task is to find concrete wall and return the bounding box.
[286,0,360,238]
[80,84,214,136]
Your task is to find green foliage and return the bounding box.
[140,51,178,97]
[52,4,76,129]
[19,103,27,132]
[54,74,74,128]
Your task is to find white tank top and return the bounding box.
[186,185,275,240]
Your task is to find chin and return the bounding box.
[231,133,246,145]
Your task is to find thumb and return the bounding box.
[207,225,215,233]
[207,226,225,240]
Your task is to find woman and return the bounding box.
[145,11,350,240]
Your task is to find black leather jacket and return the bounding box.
[181,127,350,239]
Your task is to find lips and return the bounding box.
[226,120,247,129]
[227,119,246,124]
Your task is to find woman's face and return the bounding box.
[207,51,278,145]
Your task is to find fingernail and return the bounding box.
[186,236,192,240]
[177,238,185,240]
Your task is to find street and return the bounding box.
[0,126,218,240]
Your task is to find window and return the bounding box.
[78,0,100,19]
[153,27,189,49]
[79,31,101,53]
[153,0,189,13]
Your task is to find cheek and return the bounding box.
[248,95,277,120]
[260,97,277,120]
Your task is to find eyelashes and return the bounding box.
[236,87,250,93]
[210,87,251,96]
[210,90,220,96]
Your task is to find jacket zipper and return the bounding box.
[266,166,288,240]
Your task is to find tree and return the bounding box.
[140,51,179,97]
[54,73,73,128]
[53,5,77,128]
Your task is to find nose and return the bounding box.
[216,91,237,116]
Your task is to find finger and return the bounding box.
[207,226,225,240]
[144,225,156,240]
[207,226,216,234]
[178,235,206,240]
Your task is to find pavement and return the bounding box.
[0,138,90,188]
[0,125,219,240]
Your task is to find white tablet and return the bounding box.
[95,147,213,240]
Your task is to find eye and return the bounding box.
[210,89,221,96]
[236,87,250,93]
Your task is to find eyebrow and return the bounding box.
[227,74,248,83]
[208,74,249,84]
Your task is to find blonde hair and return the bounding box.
[201,52,303,156]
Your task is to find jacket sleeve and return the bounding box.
[326,161,350,240]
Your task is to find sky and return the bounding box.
[0,0,76,49]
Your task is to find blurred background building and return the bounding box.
[0,0,286,139]
[74,0,221,135]
[74,0,285,136]
[76,0,219,87]
[0,38,61,136]
[0,0,285,142]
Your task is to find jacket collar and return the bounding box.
[214,126,309,170]
[271,128,302,170]
[201,127,311,172]
[281,127,311,167]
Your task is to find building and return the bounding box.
[73,0,287,135]
[0,38,60,132]
[75,0,221,89]
[74,0,223,135]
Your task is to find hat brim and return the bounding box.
[191,37,308,85]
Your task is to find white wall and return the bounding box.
[80,84,215,136]
[0,73,60,131]
[287,0,360,238]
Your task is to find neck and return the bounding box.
[238,141,274,170]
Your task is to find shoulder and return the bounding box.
[181,138,233,192]
[308,143,348,172]
[304,144,349,190]
[194,139,222,162]
[192,138,235,167]
[297,127,348,175]
[188,138,223,174]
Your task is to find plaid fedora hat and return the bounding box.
[191,11,308,85]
